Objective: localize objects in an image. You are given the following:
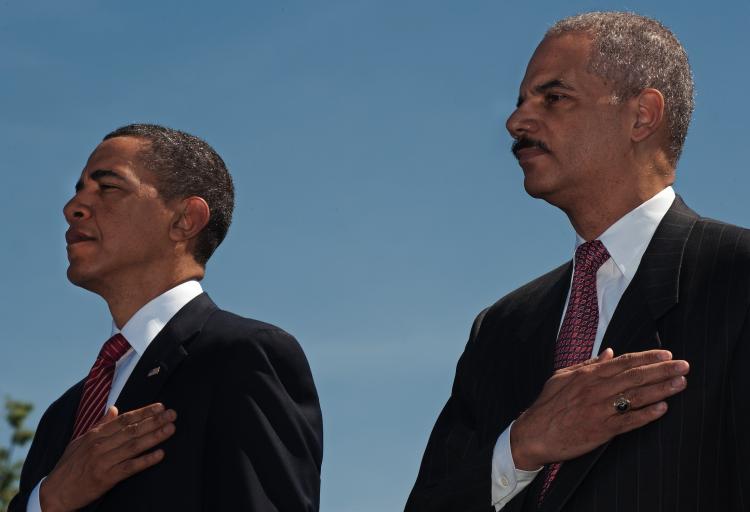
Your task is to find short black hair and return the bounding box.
[103,123,234,265]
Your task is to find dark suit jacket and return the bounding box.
[406,197,750,511]
[10,293,323,511]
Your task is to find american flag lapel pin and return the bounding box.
[147,366,161,377]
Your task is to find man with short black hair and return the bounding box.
[10,124,323,511]
[407,12,750,511]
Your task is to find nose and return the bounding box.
[505,102,539,139]
[63,192,92,224]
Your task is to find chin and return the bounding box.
[66,265,99,292]
[522,174,555,199]
[523,183,546,199]
[523,178,573,212]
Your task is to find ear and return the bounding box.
[631,88,665,143]
[169,196,210,242]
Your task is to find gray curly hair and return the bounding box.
[547,12,694,165]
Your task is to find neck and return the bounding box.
[553,150,674,240]
[99,263,204,328]
[564,183,669,241]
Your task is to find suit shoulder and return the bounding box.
[692,216,750,264]
[198,309,310,366]
[482,261,570,321]
[695,216,750,236]
[203,309,291,338]
[197,309,319,408]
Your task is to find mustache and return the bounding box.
[511,137,550,159]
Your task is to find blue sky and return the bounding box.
[1,1,748,510]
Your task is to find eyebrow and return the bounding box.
[516,79,576,107]
[75,169,126,192]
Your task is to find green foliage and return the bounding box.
[0,398,34,511]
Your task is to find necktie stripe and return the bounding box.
[71,334,131,440]
[74,374,114,436]
[82,369,109,392]
[81,369,113,402]
[75,378,113,429]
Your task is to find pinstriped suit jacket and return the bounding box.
[406,197,750,511]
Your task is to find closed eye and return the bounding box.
[545,93,566,105]
[90,169,126,191]
[534,79,575,106]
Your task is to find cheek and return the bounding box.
[134,208,174,241]
[101,212,165,249]
[572,120,618,159]
[554,142,585,170]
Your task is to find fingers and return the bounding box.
[67,406,120,450]
[603,367,688,437]
[557,348,614,373]
[607,401,669,435]
[595,349,675,378]
[93,403,167,437]
[41,403,176,512]
[608,359,689,394]
[99,406,118,424]
[521,347,689,467]
[77,406,176,487]
[113,448,166,481]
[102,409,177,464]
[615,375,687,411]
[78,402,176,476]
[108,408,176,445]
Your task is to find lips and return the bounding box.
[515,146,549,163]
[65,229,96,245]
[511,137,551,162]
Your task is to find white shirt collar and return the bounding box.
[575,186,676,280]
[111,280,204,356]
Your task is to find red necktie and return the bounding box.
[71,333,131,440]
[538,240,610,504]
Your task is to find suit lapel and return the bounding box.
[498,264,572,512]
[603,196,698,356]
[114,293,218,414]
[28,380,85,484]
[512,263,572,410]
[627,196,698,321]
[538,196,699,512]
[82,294,218,512]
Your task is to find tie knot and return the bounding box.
[574,240,610,273]
[98,333,131,364]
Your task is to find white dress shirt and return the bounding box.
[28,280,203,512]
[491,186,676,510]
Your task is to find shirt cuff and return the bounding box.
[28,477,45,512]
[491,421,542,511]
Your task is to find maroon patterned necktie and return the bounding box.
[538,240,610,504]
[71,333,131,440]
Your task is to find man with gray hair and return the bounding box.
[407,12,750,511]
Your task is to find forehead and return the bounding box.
[520,33,603,92]
[81,136,152,181]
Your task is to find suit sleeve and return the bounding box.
[7,477,31,511]
[7,477,31,510]
[8,387,79,512]
[202,328,323,511]
[9,410,51,512]
[405,308,499,512]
